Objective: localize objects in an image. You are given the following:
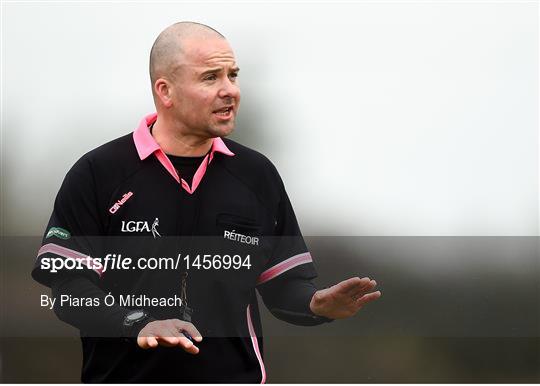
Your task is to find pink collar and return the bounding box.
[132,113,235,194]
[133,113,234,160]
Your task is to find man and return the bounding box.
[32,22,381,383]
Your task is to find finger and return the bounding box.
[172,320,203,342]
[147,336,159,348]
[137,334,158,349]
[157,337,178,347]
[156,328,182,347]
[177,336,199,355]
[345,277,374,296]
[350,280,377,299]
[137,336,148,349]
[336,277,370,295]
[182,324,203,342]
[355,291,382,308]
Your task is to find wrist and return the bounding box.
[122,309,153,338]
[309,290,324,317]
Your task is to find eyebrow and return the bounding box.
[200,66,240,76]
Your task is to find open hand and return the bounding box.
[137,319,203,354]
[309,276,381,319]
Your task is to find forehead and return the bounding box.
[180,37,236,69]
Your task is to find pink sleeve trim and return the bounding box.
[256,252,313,285]
[37,243,103,277]
[246,305,266,384]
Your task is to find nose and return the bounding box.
[218,77,240,101]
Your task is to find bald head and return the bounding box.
[149,22,225,88]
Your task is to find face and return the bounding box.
[166,37,241,139]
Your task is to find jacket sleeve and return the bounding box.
[32,158,149,337]
[51,273,154,338]
[256,171,332,326]
[32,157,105,287]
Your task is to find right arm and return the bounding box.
[51,273,202,352]
[33,157,200,352]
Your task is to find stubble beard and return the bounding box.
[208,119,236,138]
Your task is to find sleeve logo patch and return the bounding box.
[46,227,71,240]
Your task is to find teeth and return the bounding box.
[216,107,231,115]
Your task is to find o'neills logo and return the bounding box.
[109,192,134,214]
[121,217,161,238]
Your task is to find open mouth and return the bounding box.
[213,106,233,117]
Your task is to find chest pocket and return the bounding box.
[213,213,269,286]
[216,213,261,234]
[216,213,266,255]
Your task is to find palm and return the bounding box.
[310,277,381,319]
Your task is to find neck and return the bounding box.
[152,116,213,157]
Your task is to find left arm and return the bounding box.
[258,164,381,324]
[257,275,381,325]
[257,276,332,326]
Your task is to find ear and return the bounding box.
[154,78,174,108]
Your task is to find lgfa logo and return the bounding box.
[121,218,161,238]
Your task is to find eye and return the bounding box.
[229,72,238,81]
[204,74,217,81]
